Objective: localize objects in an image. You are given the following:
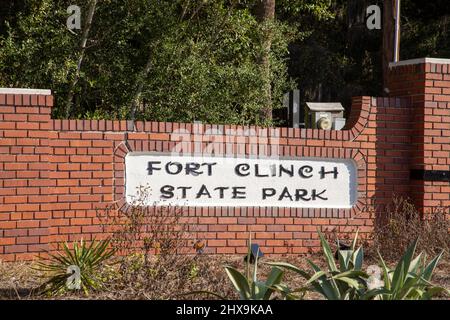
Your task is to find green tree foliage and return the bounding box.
[401,0,450,58]
[0,0,299,126]
[282,0,450,109]
[1,1,448,124]
[134,0,296,126]
[0,0,78,103]
[281,0,383,109]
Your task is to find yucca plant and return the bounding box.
[376,239,448,300]
[268,230,377,300]
[34,238,116,296]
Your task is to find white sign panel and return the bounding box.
[125,153,357,209]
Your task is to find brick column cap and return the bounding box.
[0,88,51,95]
[389,57,450,68]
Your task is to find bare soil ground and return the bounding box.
[0,254,448,300]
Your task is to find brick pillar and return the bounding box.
[0,89,53,261]
[388,58,450,213]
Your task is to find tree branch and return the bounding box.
[65,0,98,118]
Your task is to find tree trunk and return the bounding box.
[254,0,275,123]
[65,0,97,118]
[129,52,153,124]
[382,0,397,95]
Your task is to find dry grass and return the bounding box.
[0,260,41,299]
[371,196,449,261]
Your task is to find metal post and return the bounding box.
[394,0,401,62]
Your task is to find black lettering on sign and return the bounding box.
[299,166,313,178]
[185,162,201,176]
[177,186,192,199]
[165,162,183,175]
[279,164,294,177]
[232,187,246,199]
[295,189,310,201]
[262,188,276,200]
[311,189,328,201]
[161,185,174,199]
[270,164,277,176]
[255,164,269,177]
[279,187,293,201]
[202,163,217,176]
[214,187,229,199]
[235,164,250,177]
[196,184,212,199]
[147,161,161,175]
[319,166,338,179]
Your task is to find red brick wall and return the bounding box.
[388,59,450,212]
[0,94,53,260]
[0,59,449,261]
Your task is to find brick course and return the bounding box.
[0,59,449,261]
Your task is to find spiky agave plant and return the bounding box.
[34,238,116,296]
[377,239,448,300]
[268,230,377,300]
[269,230,448,300]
